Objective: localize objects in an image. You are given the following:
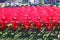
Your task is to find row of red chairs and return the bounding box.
[0,6,60,31]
